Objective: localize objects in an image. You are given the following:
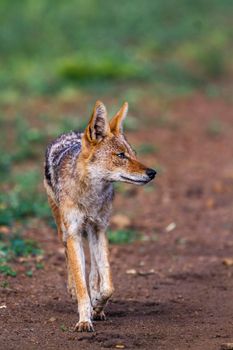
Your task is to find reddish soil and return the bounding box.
[1,93,233,350]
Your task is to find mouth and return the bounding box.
[120,175,149,184]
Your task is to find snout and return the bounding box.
[146,168,157,181]
[118,166,157,185]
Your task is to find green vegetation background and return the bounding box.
[0,0,232,275]
[0,0,232,98]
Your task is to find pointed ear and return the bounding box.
[84,101,110,143]
[110,102,128,134]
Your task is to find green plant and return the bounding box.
[108,229,139,244]
[0,234,42,258]
[0,170,50,226]
[0,265,17,277]
[25,270,33,277]
[57,55,147,82]
[36,262,44,270]
[0,233,43,277]
[60,324,68,332]
[9,236,42,257]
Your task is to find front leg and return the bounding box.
[88,227,114,317]
[62,207,93,332]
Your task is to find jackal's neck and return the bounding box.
[72,164,112,199]
[80,173,113,196]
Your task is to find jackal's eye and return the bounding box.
[117,152,127,159]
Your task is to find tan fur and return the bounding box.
[47,195,62,241]
[44,101,156,332]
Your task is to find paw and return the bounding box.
[92,309,106,321]
[74,321,94,332]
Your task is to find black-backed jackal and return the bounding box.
[44,101,156,332]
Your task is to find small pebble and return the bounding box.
[165,222,176,232]
[126,269,137,275]
[223,258,233,267]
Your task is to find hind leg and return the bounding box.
[65,249,76,301]
[62,204,93,331]
[47,195,63,241]
[47,195,76,300]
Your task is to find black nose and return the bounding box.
[146,168,157,180]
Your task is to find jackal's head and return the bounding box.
[81,101,156,185]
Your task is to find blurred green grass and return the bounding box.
[0,0,232,252]
[0,0,232,99]
[0,110,89,227]
[0,232,43,277]
[108,229,139,244]
[0,170,50,226]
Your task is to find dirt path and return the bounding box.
[1,93,233,349]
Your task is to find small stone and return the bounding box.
[223,258,233,267]
[126,269,137,275]
[49,317,56,322]
[165,222,176,232]
[115,345,125,349]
